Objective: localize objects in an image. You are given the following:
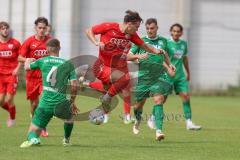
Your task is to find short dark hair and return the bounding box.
[170,23,183,32]
[0,21,10,29]
[34,17,48,26]
[145,18,158,26]
[46,38,60,53]
[124,10,143,23]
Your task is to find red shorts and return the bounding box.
[26,77,42,100]
[93,60,130,96]
[0,74,18,95]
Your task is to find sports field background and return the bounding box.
[0,90,239,160]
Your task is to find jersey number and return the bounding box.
[46,66,57,86]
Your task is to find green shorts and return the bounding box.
[173,77,189,94]
[32,100,73,129]
[134,78,172,102]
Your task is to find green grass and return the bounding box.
[0,90,240,160]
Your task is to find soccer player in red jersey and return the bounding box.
[85,10,172,122]
[18,17,51,136]
[0,22,21,127]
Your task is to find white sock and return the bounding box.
[125,114,130,121]
[186,119,192,125]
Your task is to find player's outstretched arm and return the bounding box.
[127,52,148,61]
[24,58,36,71]
[18,54,27,62]
[183,56,190,81]
[12,62,22,76]
[70,80,79,114]
[85,27,104,48]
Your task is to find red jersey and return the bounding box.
[92,22,144,68]
[20,35,51,78]
[0,38,21,75]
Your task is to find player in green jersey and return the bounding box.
[20,39,79,148]
[166,23,201,130]
[130,18,175,141]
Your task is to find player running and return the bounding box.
[85,10,171,123]
[129,18,175,141]
[166,23,201,130]
[18,17,51,136]
[0,22,21,127]
[20,38,78,148]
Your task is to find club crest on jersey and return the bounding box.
[8,44,13,49]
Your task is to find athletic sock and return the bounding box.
[8,105,16,120]
[1,102,9,112]
[183,100,192,120]
[133,108,142,121]
[123,96,131,114]
[153,104,164,130]
[27,131,39,141]
[64,123,74,139]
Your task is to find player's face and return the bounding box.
[170,26,182,41]
[126,21,141,34]
[35,23,47,37]
[0,26,10,38]
[146,23,158,39]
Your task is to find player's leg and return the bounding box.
[63,120,74,146]
[132,99,146,134]
[5,93,16,127]
[152,94,165,141]
[121,84,133,124]
[0,79,9,112]
[175,79,201,130]
[20,107,53,148]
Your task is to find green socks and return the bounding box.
[27,131,39,142]
[183,100,192,120]
[134,108,143,121]
[64,123,74,139]
[153,104,164,130]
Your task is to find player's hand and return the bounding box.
[71,103,79,115]
[157,49,165,55]
[167,67,175,77]
[169,64,176,72]
[95,42,105,50]
[12,67,20,76]
[24,58,36,70]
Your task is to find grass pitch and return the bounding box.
[0,90,239,160]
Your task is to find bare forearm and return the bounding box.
[85,28,98,46]
[18,55,26,62]
[183,56,190,75]
[70,80,77,103]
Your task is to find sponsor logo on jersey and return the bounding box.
[0,50,13,57]
[34,50,48,57]
[173,50,184,59]
[104,38,131,52]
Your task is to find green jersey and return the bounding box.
[30,56,77,108]
[166,38,188,80]
[131,35,167,80]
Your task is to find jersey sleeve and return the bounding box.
[130,33,144,46]
[92,22,113,34]
[30,59,40,70]
[130,44,140,55]
[20,38,30,57]
[68,63,77,81]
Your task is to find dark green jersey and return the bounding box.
[30,56,77,108]
[166,38,188,80]
[131,35,167,80]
